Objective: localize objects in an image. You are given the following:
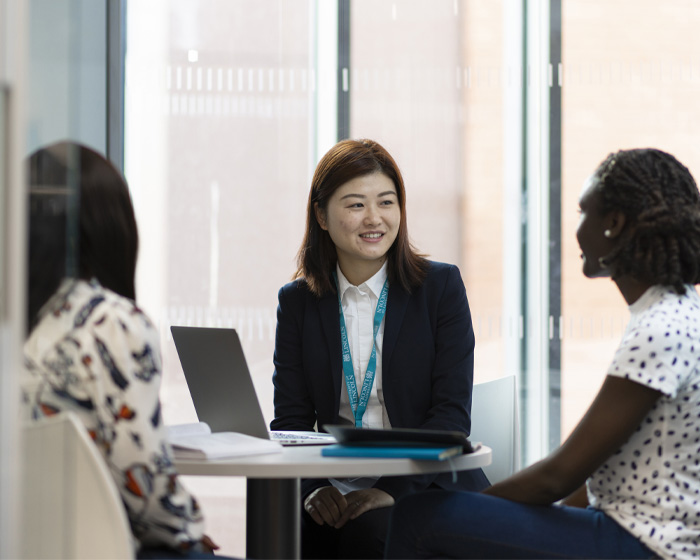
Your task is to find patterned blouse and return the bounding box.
[22,279,205,552]
[588,285,700,560]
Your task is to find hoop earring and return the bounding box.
[598,256,609,268]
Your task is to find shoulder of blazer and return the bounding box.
[277,279,311,320]
[279,278,308,297]
[424,260,455,275]
[278,278,336,311]
[422,260,460,289]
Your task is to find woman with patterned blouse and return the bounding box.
[23,142,228,559]
[386,148,700,560]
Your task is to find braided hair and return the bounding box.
[594,148,700,294]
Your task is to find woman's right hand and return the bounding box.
[304,486,348,526]
[199,534,220,554]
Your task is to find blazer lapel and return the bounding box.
[382,285,409,377]
[318,292,343,405]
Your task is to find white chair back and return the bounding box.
[21,412,134,559]
[470,375,521,484]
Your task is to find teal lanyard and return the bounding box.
[333,271,389,428]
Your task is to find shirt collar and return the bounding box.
[336,261,389,300]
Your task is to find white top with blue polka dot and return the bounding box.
[588,285,700,560]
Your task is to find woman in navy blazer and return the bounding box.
[271,139,489,558]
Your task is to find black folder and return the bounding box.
[323,424,475,453]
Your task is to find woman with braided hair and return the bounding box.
[385,148,700,560]
[591,149,700,292]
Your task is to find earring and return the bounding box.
[604,229,612,238]
[598,256,608,268]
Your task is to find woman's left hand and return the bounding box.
[333,488,395,528]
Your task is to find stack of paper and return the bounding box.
[166,422,282,460]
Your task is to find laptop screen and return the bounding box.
[170,326,270,439]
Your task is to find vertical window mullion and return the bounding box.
[107,0,125,172]
[523,0,554,466]
[502,0,525,465]
[337,0,350,141]
[313,1,338,164]
[548,0,562,454]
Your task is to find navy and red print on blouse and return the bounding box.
[22,279,204,551]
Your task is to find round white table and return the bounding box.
[175,444,491,559]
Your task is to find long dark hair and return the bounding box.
[594,148,700,293]
[294,139,428,296]
[27,141,139,331]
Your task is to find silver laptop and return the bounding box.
[170,326,335,446]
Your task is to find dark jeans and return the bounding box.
[302,505,392,559]
[385,491,655,559]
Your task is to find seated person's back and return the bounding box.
[22,142,222,558]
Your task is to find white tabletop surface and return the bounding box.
[174,443,491,478]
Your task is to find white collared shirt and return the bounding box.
[336,261,392,429]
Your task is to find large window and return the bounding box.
[125,1,700,556]
[560,0,700,441]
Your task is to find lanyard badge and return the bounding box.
[334,272,389,428]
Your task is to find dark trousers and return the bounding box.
[302,505,391,559]
[385,490,655,559]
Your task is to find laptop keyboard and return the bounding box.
[269,431,336,443]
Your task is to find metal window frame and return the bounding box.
[337,0,350,141]
[548,0,562,455]
[107,0,126,171]
[520,0,562,464]
[311,0,350,165]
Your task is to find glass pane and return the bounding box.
[126,2,314,556]
[127,0,313,418]
[26,0,107,153]
[25,0,106,330]
[20,1,108,555]
[127,2,513,556]
[117,2,700,556]
[561,0,700,439]
[350,0,508,384]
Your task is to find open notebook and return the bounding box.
[165,421,283,460]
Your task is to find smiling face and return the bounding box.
[576,175,615,278]
[316,172,400,286]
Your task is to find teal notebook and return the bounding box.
[321,444,463,461]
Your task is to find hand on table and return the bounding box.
[304,486,394,529]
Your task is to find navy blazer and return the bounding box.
[270,260,490,499]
